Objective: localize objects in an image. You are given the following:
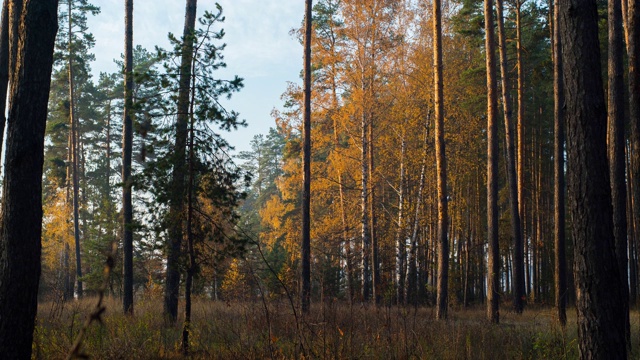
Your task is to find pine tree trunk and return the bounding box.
[516,1,526,271]
[434,0,449,320]
[122,0,134,314]
[67,1,84,299]
[164,0,198,323]
[484,0,500,324]
[608,0,630,346]
[496,0,525,314]
[559,0,627,357]
[628,0,640,319]
[301,0,312,314]
[551,0,567,327]
[0,0,58,356]
[0,0,8,164]
[181,67,197,355]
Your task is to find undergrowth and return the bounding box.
[33,297,640,359]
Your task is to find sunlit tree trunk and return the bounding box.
[485,0,500,324]
[0,0,8,165]
[433,0,449,320]
[551,0,567,328]
[395,130,406,305]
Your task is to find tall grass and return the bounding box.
[34,297,640,359]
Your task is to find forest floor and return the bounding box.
[33,296,640,359]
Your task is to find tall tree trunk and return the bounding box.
[68,0,83,299]
[485,0,500,324]
[181,66,196,355]
[0,0,58,356]
[122,0,134,315]
[369,116,380,305]
[627,0,640,321]
[559,0,627,357]
[433,0,449,320]
[406,126,428,306]
[301,0,312,314]
[516,0,525,256]
[608,0,630,346]
[0,0,8,165]
[395,130,406,305]
[627,144,637,305]
[496,0,525,314]
[360,91,371,302]
[164,0,198,323]
[551,0,567,328]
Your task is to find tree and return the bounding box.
[0,0,59,357]
[0,0,8,163]
[122,0,134,314]
[496,0,525,313]
[551,0,567,328]
[433,0,449,320]
[559,0,627,357]
[484,0,500,324]
[607,0,629,346]
[164,0,198,324]
[301,0,312,314]
[629,0,640,305]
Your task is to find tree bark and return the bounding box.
[0,0,58,357]
[301,0,312,314]
[164,0,198,323]
[516,0,525,255]
[395,131,406,305]
[627,0,640,322]
[369,120,380,305]
[434,0,449,320]
[0,0,9,164]
[496,0,525,314]
[551,0,567,328]
[607,0,630,346]
[122,0,134,315]
[559,0,627,357]
[485,0,500,324]
[68,0,83,299]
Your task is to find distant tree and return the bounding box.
[433,0,449,320]
[0,0,59,357]
[301,0,312,314]
[122,0,134,314]
[484,0,500,324]
[551,0,567,328]
[164,0,198,324]
[496,0,525,313]
[559,0,627,357]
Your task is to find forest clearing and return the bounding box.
[35,297,627,359]
[0,0,637,358]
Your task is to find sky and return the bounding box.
[87,0,304,153]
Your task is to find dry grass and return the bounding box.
[33,297,640,359]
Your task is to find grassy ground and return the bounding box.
[33,297,640,359]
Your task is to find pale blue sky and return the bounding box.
[87,0,304,153]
